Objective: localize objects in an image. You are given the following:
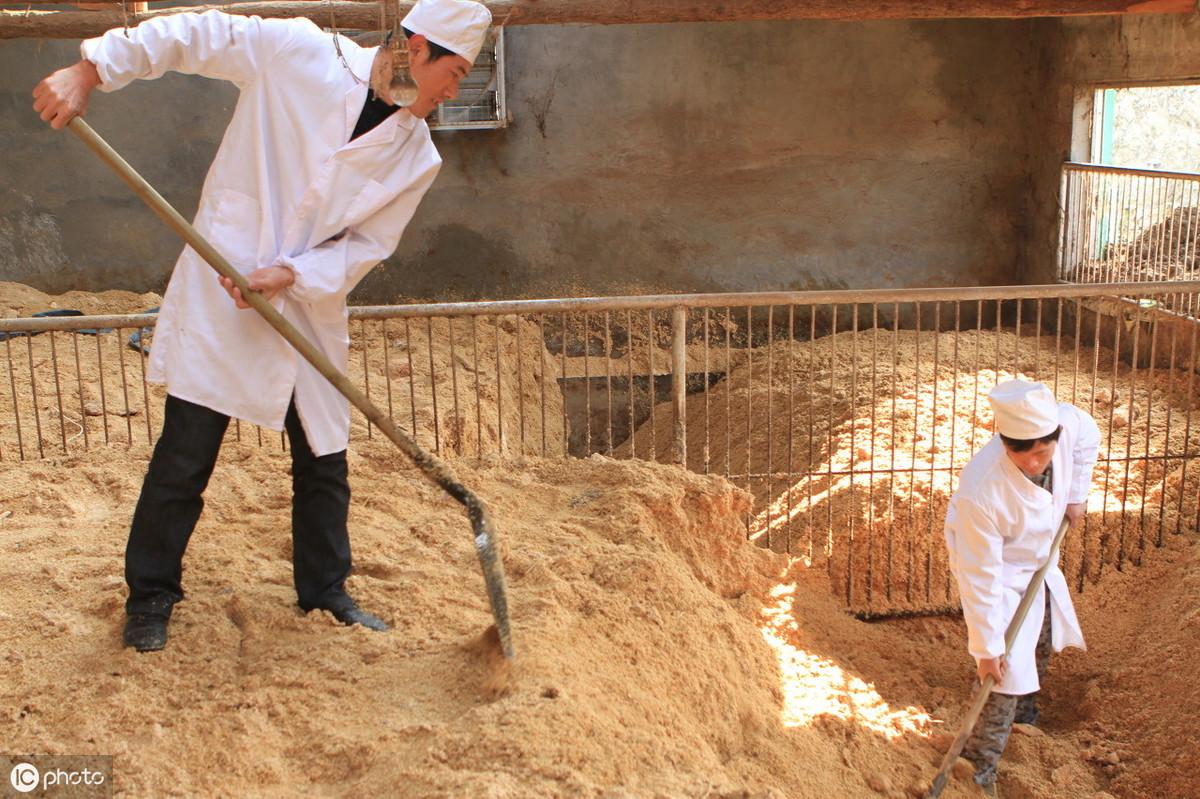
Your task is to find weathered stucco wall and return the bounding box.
[2,18,1053,302]
[1024,11,1200,285]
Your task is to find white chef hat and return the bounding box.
[988,379,1060,440]
[402,0,493,65]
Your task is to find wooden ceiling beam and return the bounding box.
[2,0,1195,40]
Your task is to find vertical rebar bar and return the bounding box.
[671,306,687,467]
[926,302,942,604]
[947,301,962,602]
[745,306,753,532]
[27,335,44,458]
[627,309,636,460]
[6,337,24,460]
[648,309,657,463]
[584,312,592,457]
[495,315,504,455]
[725,307,733,479]
[561,312,568,458]
[48,332,67,453]
[471,315,481,459]
[865,305,879,611]
[361,319,373,439]
[449,316,462,456]
[539,313,548,458]
[95,334,110,445]
[847,303,858,607]
[136,331,152,446]
[605,311,613,458]
[516,314,526,456]
[885,303,899,602]
[72,333,88,452]
[786,304,796,555]
[427,317,440,455]
[404,317,418,446]
[1118,312,1141,571]
[765,305,775,543]
[1139,316,1159,558]
[382,319,394,423]
[703,308,711,474]
[807,305,817,563]
[906,303,921,604]
[827,305,837,575]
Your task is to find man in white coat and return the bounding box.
[944,379,1100,796]
[31,0,492,651]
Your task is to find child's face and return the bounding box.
[1004,439,1057,478]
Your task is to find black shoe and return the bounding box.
[123,613,169,652]
[310,595,389,632]
[330,604,389,632]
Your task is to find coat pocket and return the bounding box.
[203,188,261,268]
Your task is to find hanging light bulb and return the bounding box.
[387,29,420,107]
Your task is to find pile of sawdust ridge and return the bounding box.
[1,446,1000,797]
[0,280,161,318]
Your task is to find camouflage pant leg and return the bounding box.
[962,691,1019,786]
[962,593,1054,785]
[1015,592,1053,725]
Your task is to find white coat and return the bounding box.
[82,11,442,456]
[943,403,1100,695]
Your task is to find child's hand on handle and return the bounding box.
[1065,502,1086,528]
[33,60,102,130]
[976,656,1006,684]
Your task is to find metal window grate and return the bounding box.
[429,29,506,131]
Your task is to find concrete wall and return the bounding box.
[1023,11,1200,285]
[3,18,1055,302]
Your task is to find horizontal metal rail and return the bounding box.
[4,280,1200,332]
[1064,162,1200,182]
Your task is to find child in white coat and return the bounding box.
[944,380,1100,796]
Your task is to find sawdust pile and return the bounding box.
[1073,205,1200,283]
[0,444,963,798]
[0,281,162,319]
[621,328,1200,615]
[2,439,1192,797]
[0,283,564,460]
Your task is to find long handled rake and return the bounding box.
[67,116,514,659]
[927,516,1071,798]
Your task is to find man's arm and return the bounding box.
[275,161,442,306]
[32,11,293,129]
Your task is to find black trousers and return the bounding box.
[125,394,352,617]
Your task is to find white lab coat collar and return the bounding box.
[340,44,421,148]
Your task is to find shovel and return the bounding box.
[925,516,1071,797]
[67,117,514,659]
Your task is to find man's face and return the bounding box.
[410,37,473,107]
[1004,439,1057,478]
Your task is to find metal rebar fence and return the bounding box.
[4,280,1199,616]
[1059,163,1200,313]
